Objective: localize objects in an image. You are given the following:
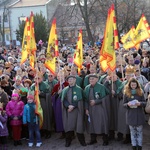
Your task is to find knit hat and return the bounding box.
[27,90,35,100]
[12,93,19,98]
[134,60,140,65]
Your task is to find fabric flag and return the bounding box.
[121,26,140,50]
[45,18,58,74]
[20,17,30,65]
[112,4,119,50]
[133,14,150,45]
[73,29,83,75]
[35,82,43,129]
[121,26,136,49]
[29,11,37,69]
[100,4,119,72]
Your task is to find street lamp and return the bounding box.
[19,15,26,24]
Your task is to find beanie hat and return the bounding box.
[134,60,140,65]
[27,95,34,100]
[12,93,19,98]
[27,90,35,100]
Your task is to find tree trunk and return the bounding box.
[84,19,94,46]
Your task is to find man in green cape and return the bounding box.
[84,74,109,146]
[61,75,86,147]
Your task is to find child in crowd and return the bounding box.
[123,78,146,150]
[23,91,42,147]
[0,102,8,150]
[6,92,24,146]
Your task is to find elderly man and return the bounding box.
[84,74,109,146]
[61,75,86,147]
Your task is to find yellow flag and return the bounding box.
[29,11,37,69]
[45,18,58,74]
[20,17,30,65]
[134,14,150,45]
[121,26,136,50]
[100,4,119,72]
[35,82,43,129]
[73,29,83,75]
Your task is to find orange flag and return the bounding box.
[73,29,83,75]
[133,14,150,45]
[45,18,59,75]
[100,4,119,72]
[29,11,37,69]
[35,82,43,129]
[20,17,30,65]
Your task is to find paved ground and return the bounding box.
[4,123,150,150]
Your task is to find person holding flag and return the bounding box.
[23,90,42,148]
[30,71,52,139]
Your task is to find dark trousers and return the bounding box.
[65,131,85,145]
[90,133,108,143]
[28,122,41,143]
[21,125,29,139]
[0,136,8,150]
[0,136,7,144]
[65,131,74,143]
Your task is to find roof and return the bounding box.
[11,0,50,8]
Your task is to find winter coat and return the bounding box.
[6,99,24,126]
[0,112,8,136]
[123,94,146,126]
[0,91,9,110]
[23,103,39,124]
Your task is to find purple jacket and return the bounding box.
[0,112,8,136]
[6,99,24,126]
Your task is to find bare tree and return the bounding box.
[54,0,150,45]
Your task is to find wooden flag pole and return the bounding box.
[119,48,125,81]
[111,70,114,97]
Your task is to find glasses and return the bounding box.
[136,70,139,72]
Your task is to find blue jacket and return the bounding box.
[23,103,39,124]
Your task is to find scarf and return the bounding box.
[28,102,36,124]
[131,89,136,95]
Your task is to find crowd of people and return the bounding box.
[0,42,150,150]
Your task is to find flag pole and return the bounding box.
[119,48,125,81]
[111,70,114,97]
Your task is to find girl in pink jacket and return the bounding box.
[6,93,24,146]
